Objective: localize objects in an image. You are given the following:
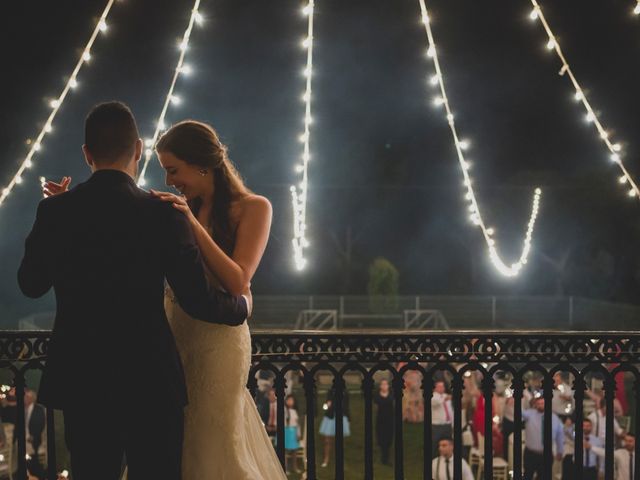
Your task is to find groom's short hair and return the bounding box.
[85,101,139,164]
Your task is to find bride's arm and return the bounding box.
[184,195,272,295]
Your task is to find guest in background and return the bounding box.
[613,433,635,480]
[431,381,453,458]
[562,418,602,480]
[319,386,351,468]
[284,394,303,474]
[24,389,45,457]
[552,372,575,421]
[255,388,271,428]
[265,388,278,440]
[373,379,394,465]
[522,397,564,480]
[431,437,474,480]
[587,397,624,445]
[401,367,423,423]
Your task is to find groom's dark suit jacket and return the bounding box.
[18,169,248,409]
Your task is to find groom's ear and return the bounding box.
[134,138,143,163]
[82,144,95,170]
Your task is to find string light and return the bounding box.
[291,0,315,271]
[634,1,640,15]
[418,0,542,277]
[0,0,116,208]
[528,0,640,198]
[137,0,202,186]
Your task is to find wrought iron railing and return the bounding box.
[1,330,640,479]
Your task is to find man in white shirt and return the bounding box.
[431,436,474,480]
[522,397,564,480]
[587,397,624,444]
[431,381,453,458]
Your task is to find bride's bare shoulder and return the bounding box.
[231,194,272,224]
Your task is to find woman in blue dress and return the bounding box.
[319,386,351,468]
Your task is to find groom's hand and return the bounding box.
[43,177,71,197]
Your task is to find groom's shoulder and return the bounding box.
[137,191,185,226]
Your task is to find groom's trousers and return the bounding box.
[63,395,184,480]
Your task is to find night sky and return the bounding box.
[1,0,640,324]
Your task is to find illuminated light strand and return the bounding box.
[137,0,202,186]
[290,0,315,271]
[634,1,640,15]
[529,0,640,198]
[418,0,542,277]
[0,0,116,207]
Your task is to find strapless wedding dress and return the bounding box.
[164,281,287,479]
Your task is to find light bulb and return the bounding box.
[529,8,539,20]
[433,96,445,107]
[98,20,108,32]
[619,175,628,184]
[546,38,556,50]
[429,74,440,86]
[83,51,91,62]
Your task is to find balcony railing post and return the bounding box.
[363,374,374,480]
[15,369,28,480]
[392,370,405,480]
[634,377,640,480]
[334,375,346,480]
[422,374,434,480]
[604,374,616,480]
[452,371,464,480]
[274,371,287,468]
[543,374,554,480]
[512,375,524,480]
[482,373,495,480]
[46,407,57,480]
[572,375,586,479]
[303,371,317,480]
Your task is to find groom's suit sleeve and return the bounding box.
[164,205,247,326]
[18,200,54,298]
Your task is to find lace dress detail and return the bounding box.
[165,276,286,479]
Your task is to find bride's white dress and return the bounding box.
[165,276,287,479]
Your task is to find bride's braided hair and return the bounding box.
[156,120,252,255]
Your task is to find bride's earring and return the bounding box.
[199,169,208,176]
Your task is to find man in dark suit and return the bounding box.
[18,101,250,480]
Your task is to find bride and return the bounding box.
[149,120,287,479]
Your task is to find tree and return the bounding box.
[367,257,399,313]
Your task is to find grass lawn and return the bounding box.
[285,388,427,479]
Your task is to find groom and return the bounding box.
[18,101,250,480]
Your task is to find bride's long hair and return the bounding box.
[156,120,252,254]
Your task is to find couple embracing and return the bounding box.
[18,101,287,479]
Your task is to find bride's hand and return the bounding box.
[43,177,71,197]
[150,190,197,225]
